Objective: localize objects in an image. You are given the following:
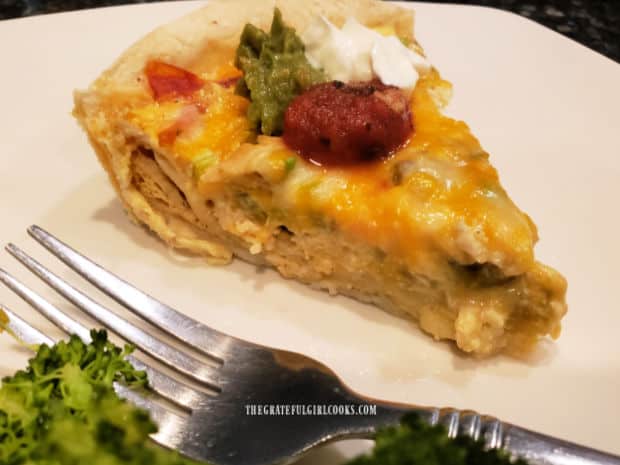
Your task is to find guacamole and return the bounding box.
[235,8,327,136]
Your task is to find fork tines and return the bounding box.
[27,225,227,360]
[0,226,229,425]
[0,302,188,448]
[4,241,221,390]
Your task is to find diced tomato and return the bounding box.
[158,125,180,147]
[145,60,204,101]
[157,104,201,147]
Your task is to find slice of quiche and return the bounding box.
[73,0,567,356]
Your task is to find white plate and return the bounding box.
[1,1,619,461]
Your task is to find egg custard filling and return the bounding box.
[74,0,567,356]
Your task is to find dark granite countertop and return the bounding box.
[1,0,618,63]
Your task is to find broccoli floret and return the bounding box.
[0,330,197,465]
[345,413,527,465]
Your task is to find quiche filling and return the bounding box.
[73,0,567,356]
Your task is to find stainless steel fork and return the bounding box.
[1,226,618,465]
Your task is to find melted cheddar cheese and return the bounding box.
[129,64,251,163]
[277,71,537,275]
[71,0,568,357]
[128,67,536,276]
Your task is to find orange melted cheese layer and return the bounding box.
[277,71,537,275]
[128,65,251,164]
[127,64,536,275]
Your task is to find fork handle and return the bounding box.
[371,404,620,465]
[495,422,620,465]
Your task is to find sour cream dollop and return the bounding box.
[300,16,431,89]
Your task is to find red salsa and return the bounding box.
[282,80,412,166]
